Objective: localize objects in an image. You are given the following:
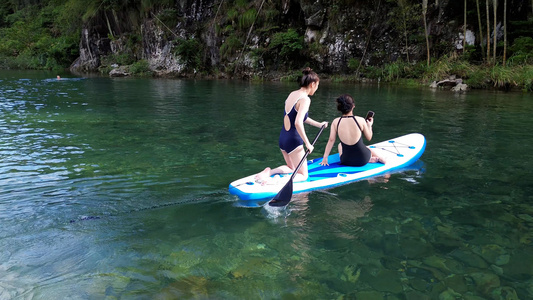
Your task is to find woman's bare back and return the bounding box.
[337,116,365,145]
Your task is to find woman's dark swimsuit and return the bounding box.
[338,116,371,167]
[279,99,308,154]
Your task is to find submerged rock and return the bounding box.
[468,271,501,296]
[363,269,404,293]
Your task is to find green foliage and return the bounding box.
[279,71,300,82]
[262,8,278,23]
[174,38,203,71]
[376,60,427,82]
[490,65,515,89]
[269,29,303,60]
[0,3,80,69]
[129,59,152,75]
[464,67,489,89]
[362,65,383,79]
[53,0,86,34]
[226,8,239,22]
[423,55,453,82]
[507,36,533,66]
[386,0,421,61]
[521,65,533,92]
[238,9,256,30]
[234,0,248,9]
[220,34,242,59]
[449,60,474,79]
[461,45,480,63]
[348,58,360,72]
[382,61,405,82]
[157,8,179,29]
[114,53,136,65]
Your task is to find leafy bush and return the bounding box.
[383,61,403,82]
[174,38,202,71]
[464,66,489,89]
[490,65,516,89]
[449,60,474,79]
[129,59,151,75]
[517,65,533,91]
[269,29,303,60]
[423,55,453,82]
[0,3,79,69]
[238,9,256,30]
[362,65,383,79]
[507,36,533,66]
[348,58,360,72]
[220,35,242,59]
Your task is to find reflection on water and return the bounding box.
[1,70,532,299]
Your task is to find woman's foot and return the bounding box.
[254,167,271,185]
[369,156,386,164]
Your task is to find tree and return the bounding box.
[400,0,410,62]
[387,0,417,63]
[493,0,497,62]
[503,0,507,66]
[422,0,430,67]
[476,0,485,60]
[463,0,467,54]
[486,0,491,62]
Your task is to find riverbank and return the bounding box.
[3,55,531,93]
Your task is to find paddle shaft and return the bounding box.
[268,124,326,207]
[288,125,326,181]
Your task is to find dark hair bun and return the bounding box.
[298,67,319,87]
[336,94,355,114]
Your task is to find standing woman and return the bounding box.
[255,67,328,184]
[319,94,386,167]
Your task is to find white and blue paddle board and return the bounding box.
[229,133,426,201]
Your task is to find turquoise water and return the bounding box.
[1,70,532,299]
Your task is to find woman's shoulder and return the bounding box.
[286,91,309,102]
[353,116,366,127]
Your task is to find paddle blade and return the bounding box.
[267,180,293,207]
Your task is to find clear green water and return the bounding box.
[1,70,532,299]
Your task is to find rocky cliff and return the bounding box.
[69,0,529,78]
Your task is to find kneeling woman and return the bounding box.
[319,94,386,167]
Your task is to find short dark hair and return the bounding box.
[336,94,355,114]
[298,67,319,87]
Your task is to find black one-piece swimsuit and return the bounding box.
[338,116,371,167]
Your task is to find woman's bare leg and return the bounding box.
[287,146,308,182]
[254,148,299,184]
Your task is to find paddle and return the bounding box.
[267,124,326,207]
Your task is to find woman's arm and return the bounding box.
[362,116,373,141]
[319,119,338,166]
[295,98,312,151]
[304,117,326,128]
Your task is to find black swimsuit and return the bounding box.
[279,99,308,154]
[338,116,371,167]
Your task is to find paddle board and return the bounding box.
[229,133,426,201]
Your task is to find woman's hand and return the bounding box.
[319,157,329,166]
[366,117,374,128]
[306,143,314,154]
[320,121,329,128]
